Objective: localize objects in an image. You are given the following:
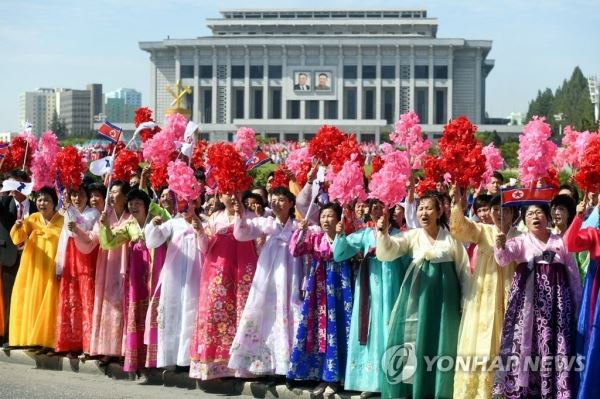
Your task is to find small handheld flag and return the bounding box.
[501,187,557,207]
[1,179,33,196]
[245,150,272,171]
[89,156,114,177]
[97,121,122,144]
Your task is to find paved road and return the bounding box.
[0,361,246,399]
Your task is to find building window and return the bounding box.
[268,65,282,79]
[202,89,212,124]
[199,65,212,79]
[381,65,395,79]
[325,100,338,119]
[344,65,357,80]
[415,65,429,79]
[231,65,245,79]
[289,100,300,119]
[234,89,244,119]
[361,133,376,143]
[252,89,263,118]
[270,88,281,119]
[364,89,375,119]
[362,65,376,79]
[383,88,394,124]
[416,88,429,124]
[305,100,319,119]
[250,65,264,79]
[266,133,280,142]
[180,65,194,79]
[435,89,447,124]
[434,65,448,79]
[344,88,357,119]
[284,133,299,141]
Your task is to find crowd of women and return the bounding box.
[1,156,599,399]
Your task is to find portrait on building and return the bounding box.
[314,72,332,91]
[293,72,311,91]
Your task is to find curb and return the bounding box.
[0,350,366,398]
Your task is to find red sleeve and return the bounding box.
[564,215,600,256]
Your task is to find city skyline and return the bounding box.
[1,0,599,132]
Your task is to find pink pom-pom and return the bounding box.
[285,146,311,175]
[368,151,411,207]
[328,158,367,206]
[235,127,257,160]
[518,116,557,186]
[480,143,504,188]
[31,131,60,191]
[164,113,187,143]
[390,111,431,169]
[167,160,201,203]
[554,125,595,170]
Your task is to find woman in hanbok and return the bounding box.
[9,187,64,349]
[333,199,406,398]
[287,202,353,396]
[564,201,600,399]
[99,188,169,373]
[228,187,303,377]
[189,194,258,380]
[449,190,520,398]
[376,192,470,399]
[144,199,203,368]
[54,184,100,356]
[493,203,581,399]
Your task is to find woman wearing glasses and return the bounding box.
[493,203,581,399]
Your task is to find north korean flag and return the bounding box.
[245,150,273,171]
[97,121,122,144]
[501,187,558,207]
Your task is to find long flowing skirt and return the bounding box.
[493,262,575,399]
[287,259,353,382]
[576,258,600,399]
[382,260,461,399]
[55,238,98,353]
[144,243,167,368]
[189,230,257,379]
[122,241,150,372]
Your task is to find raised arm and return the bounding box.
[376,230,410,261]
[290,222,320,257]
[450,203,483,244]
[99,223,131,250]
[145,216,172,249]
[233,215,267,242]
[332,228,366,262]
[493,235,523,267]
[10,215,33,246]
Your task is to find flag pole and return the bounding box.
[22,140,29,170]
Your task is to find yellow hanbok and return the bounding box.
[9,212,64,348]
[450,205,519,399]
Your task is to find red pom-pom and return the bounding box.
[134,107,161,143]
[206,143,252,194]
[417,156,444,196]
[55,146,86,190]
[191,140,208,170]
[371,155,384,176]
[576,136,600,192]
[271,166,291,189]
[308,125,346,166]
[295,161,312,187]
[112,149,140,182]
[541,166,560,189]
[149,163,168,190]
[3,137,31,172]
[329,134,365,174]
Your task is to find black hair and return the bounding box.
[298,72,307,78]
[194,169,206,183]
[8,169,30,182]
[70,185,90,204]
[242,191,264,208]
[270,186,296,218]
[35,186,58,208]
[126,188,151,213]
[492,171,504,183]
[473,194,493,212]
[319,202,342,222]
[363,198,384,223]
[551,194,577,226]
[110,180,131,196]
[252,186,269,202]
[520,203,551,223]
[318,73,328,78]
[389,203,406,230]
[558,183,580,205]
[87,182,107,200]
[490,195,519,223]
[417,191,449,229]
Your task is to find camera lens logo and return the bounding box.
[381,343,417,384]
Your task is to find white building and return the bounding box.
[140,9,497,142]
[18,88,57,136]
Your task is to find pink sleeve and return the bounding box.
[494,236,523,267]
[290,229,320,257]
[74,223,100,254]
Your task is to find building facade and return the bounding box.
[59,89,92,136]
[105,88,142,123]
[87,83,104,120]
[18,89,57,136]
[140,9,495,142]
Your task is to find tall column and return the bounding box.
[226,46,232,124]
[281,46,288,119]
[337,44,344,120]
[211,46,217,125]
[394,45,401,121]
[149,51,157,114]
[375,45,382,121]
[262,45,269,120]
[428,45,434,125]
[319,45,325,120]
[357,45,363,120]
[300,45,306,121]
[409,45,415,112]
[193,47,199,123]
[174,47,181,81]
[244,45,250,120]
[447,46,453,120]
[475,48,482,123]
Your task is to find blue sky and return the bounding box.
[1,0,598,131]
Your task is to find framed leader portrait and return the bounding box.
[293,72,311,92]
[314,71,332,92]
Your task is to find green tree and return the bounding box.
[50,110,67,138]
[499,141,519,168]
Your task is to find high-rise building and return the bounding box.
[87,83,104,119]
[105,88,142,123]
[140,8,496,142]
[59,89,92,136]
[18,88,57,136]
